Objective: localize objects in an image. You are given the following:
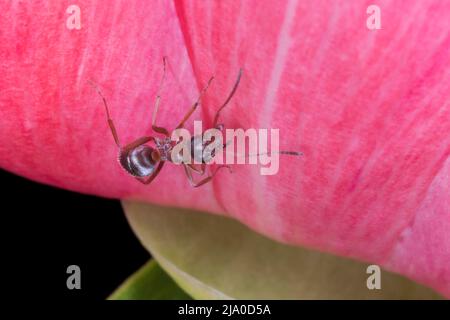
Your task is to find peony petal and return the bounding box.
[0,1,449,296]
[173,0,450,296]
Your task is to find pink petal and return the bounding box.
[174,0,450,296]
[0,0,449,296]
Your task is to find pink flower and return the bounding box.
[1,0,449,297]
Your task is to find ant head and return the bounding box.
[119,145,160,177]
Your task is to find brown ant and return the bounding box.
[90,57,301,187]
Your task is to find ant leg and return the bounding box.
[212,68,243,128]
[137,161,165,185]
[152,57,170,136]
[121,136,156,153]
[183,164,231,188]
[175,76,214,129]
[188,163,206,175]
[88,80,121,148]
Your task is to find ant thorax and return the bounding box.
[154,137,173,161]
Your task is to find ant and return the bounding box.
[90,57,301,187]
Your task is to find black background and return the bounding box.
[2,169,149,300]
[3,169,448,311]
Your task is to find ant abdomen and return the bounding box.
[119,145,158,177]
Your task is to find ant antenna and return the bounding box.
[213,68,243,127]
[221,139,302,158]
[237,151,303,158]
[88,80,121,148]
[246,151,303,157]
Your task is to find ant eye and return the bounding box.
[123,145,157,177]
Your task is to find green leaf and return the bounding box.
[122,201,442,300]
[109,259,192,300]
